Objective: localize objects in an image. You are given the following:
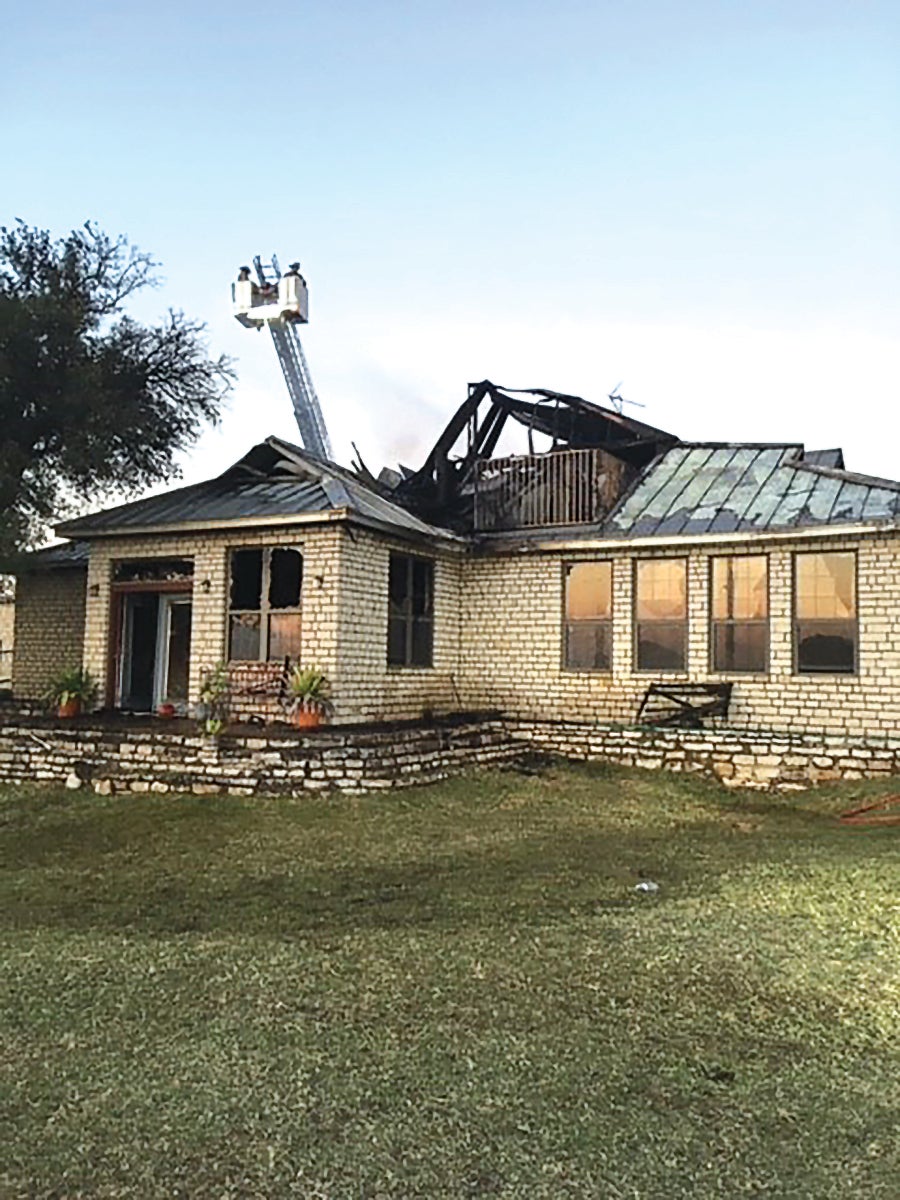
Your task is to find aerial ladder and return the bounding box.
[231,254,333,461]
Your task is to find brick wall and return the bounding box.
[12,569,87,699]
[334,529,463,723]
[458,533,900,737]
[21,521,900,738]
[77,524,462,725]
[82,526,345,712]
[0,600,13,685]
[0,600,14,653]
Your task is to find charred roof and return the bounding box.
[392,380,679,530]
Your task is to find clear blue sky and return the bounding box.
[4,1,899,483]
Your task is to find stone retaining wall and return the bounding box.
[2,713,900,795]
[0,715,519,796]
[515,720,900,789]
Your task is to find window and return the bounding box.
[114,558,194,584]
[388,553,434,667]
[711,555,768,673]
[564,562,613,670]
[794,551,856,673]
[228,547,302,662]
[634,559,687,671]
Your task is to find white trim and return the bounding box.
[153,595,192,710]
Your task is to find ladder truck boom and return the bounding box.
[231,255,333,461]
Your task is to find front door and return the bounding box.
[118,593,192,712]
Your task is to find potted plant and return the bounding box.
[44,667,98,718]
[286,665,332,729]
[197,662,229,736]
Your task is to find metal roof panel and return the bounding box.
[600,443,900,539]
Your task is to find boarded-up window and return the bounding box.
[635,559,687,671]
[711,555,768,673]
[563,562,613,670]
[388,554,434,667]
[794,552,856,673]
[228,547,302,662]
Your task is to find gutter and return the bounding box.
[480,520,900,555]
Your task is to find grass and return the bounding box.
[0,764,898,1198]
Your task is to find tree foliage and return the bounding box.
[0,220,234,557]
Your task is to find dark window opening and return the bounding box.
[114,558,194,583]
[794,552,857,673]
[564,561,613,670]
[269,548,303,609]
[230,549,263,611]
[635,559,687,672]
[388,553,434,667]
[228,547,302,662]
[711,555,768,673]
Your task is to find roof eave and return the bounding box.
[55,505,467,550]
[478,519,900,555]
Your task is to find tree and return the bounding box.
[0,220,234,558]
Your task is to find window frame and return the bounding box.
[792,549,858,675]
[227,545,303,663]
[561,560,614,672]
[387,552,435,669]
[709,554,770,675]
[633,557,689,673]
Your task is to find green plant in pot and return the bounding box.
[197,661,229,736]
[44,667,98,718]
[286,665,332,729]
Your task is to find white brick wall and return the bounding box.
[0,601,14,655]
[75,524,462,724]
[458,534,900,735]
[82,526,344,712]
[18,519,900,738]
[12,570,87,699]
[334,528,462,722]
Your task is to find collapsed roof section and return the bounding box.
[393,380,679,531]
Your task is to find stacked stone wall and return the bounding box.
[12,570,87,700]
[1,714,900,794]
[514,719,900,789]
[0,715,516,796]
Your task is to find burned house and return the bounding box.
[9,381,900,738]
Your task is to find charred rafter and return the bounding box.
[393,380,678,531]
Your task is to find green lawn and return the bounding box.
[1,765,898,1198]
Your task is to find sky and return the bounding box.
[3,0,899,491]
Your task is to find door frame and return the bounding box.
[109,583,192,709]
[153,594,193,710]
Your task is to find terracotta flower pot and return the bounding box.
[157,703,176,718]
[57,699,81,719]
[293,707,321,730]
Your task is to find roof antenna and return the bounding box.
[607,381,645,415]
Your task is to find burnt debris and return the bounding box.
[391,380,679,533]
